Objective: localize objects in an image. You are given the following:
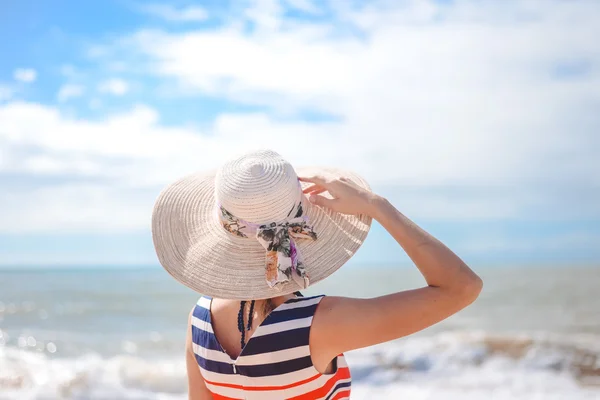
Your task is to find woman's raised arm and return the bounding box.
[300,175,483,372]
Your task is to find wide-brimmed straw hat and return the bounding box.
[151,149,372,300]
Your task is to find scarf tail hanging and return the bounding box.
[219,201,317,290]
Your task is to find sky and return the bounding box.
[0,0,599,267]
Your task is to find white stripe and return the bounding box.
[200,367,242,386]
[274,296,323,312]
[198,356,352,398]
[266,373,333,398]
[236,345,310,366]
[337,355,348,369]
[253,316,313,337]
[200,365,319,387]
[191,316,214,333]
[249,374,334,400]
[246,392,279,400]
[202,368,338,400]
[192,343,232,364]
[197,296,211,309]
[318,377,352,400]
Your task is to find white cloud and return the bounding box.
[1,100,597,233]
[98,78,129,95]
[0,102,331,182]
[125,0,600,188]
[244,0,285,30]
[13,68,37,83]
[139,4,208,22]
[0,183,156,233]
[284,0,322,14]
[57,84,85,102]
[0,0,599,233]
[0,84,13,101]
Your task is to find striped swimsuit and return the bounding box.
[191,295,351,399]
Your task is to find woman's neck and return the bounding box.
[258,293,296,316]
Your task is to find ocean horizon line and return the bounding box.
[0,262,598,272]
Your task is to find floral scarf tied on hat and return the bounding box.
[219,202,317,290]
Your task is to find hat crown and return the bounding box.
[215,150,301,224]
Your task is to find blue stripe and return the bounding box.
[194,354,235,375]
[190,295,336,383]
[263,303,319,325]
[192,303,211,323]
[236,356,313,377]
[191,325,223,352]
[242,327,310,355]
[325,380,352,400]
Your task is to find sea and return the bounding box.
[1,265,599,400]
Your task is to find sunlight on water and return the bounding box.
[1,265,599,399]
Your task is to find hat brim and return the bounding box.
[151,166,372,300]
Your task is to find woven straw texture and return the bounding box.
[151,150,372,300]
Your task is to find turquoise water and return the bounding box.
[1,265,599,399]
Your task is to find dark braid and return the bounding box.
[247,299,255,331]
[237,300,256,349]
[237,300,246,349]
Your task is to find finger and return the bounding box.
[303,185,325,193]
[302,184,322,194]
[308,193,339,210]
[307,188,327,195]
[298,176,327,186]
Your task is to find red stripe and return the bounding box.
[204,371,322,391]
[210,393,240,400]
[287,368,351,400]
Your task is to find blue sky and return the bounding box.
[0,0,599,267]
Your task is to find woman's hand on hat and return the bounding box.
[299,175,380,216]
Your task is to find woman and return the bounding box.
[152,150,483,399]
